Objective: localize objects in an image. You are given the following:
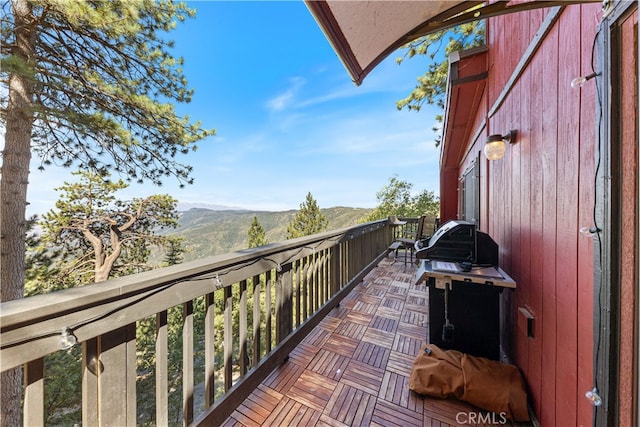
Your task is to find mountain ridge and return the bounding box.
[169,206,374,261]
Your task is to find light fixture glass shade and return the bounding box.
[484,139,506,160]
[571,76,588,89]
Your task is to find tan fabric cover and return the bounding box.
[460,352,530,421]
[409,344,530,422]
[408,344,465,399]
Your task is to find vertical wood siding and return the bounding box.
[618,9,638,426]
[456,4,603,425]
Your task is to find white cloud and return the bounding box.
[265,76,306,112]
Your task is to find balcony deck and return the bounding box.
[223,256,531,427]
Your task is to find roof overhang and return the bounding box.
[439,45,488,221]
[440,45,488,170]
[305,0,599,85]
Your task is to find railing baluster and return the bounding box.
[239,280,248,375]
[276,264,293,344]
[295,260,302,327]
[252,274,261,365]
[156,310,169,425]
[204,293,215,408]
[183,300,194,425]
[223,286,233,391]
[24,358,43,426]
[266,270,273,353]
[312,252,319,312]
[300,259,307,323]
[82,338,98,427]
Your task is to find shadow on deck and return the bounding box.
[223,257,533,427]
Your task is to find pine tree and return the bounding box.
[1,2,213,418]
[247,216,268,248]
[286,192,328,239]
[162,236,186,266]
[41,170,180,283]
[396,21,485,146]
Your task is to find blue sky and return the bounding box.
[26,1,441,215]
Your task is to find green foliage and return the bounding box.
[0,0,215,185]
[162,236,186,266]
[43,348,82,425]
[247,215,268,248]
[41,170,180,282]
[396,21,485,146]
[286,192,328,239]
[361,175,439,222]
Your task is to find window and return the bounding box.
[458,153,480,227]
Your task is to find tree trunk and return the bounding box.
[0,0,36,425]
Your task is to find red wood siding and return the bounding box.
[453,4,603,425]
[618,9,638,426]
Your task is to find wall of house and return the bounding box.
[616,8,638,426]
[456,4,602,425]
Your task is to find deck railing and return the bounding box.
[0,218,415,426]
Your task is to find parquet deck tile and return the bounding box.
[303,326,332,348]
[352,341,391,369]
[226,258,533,426]
[264,361,305,394]
[288,341,320,368]
[393,333,423,355]
[340,359,384,395]
[324,333,360,357]
[308,349,350,381]
[318,315,343,332]
[380,295,405,312]
[287,370,338,412]
[344,311,374,326]
[400,308,428,327]
[369,315,398,333]
[334,320,368,340]
[361,326,395,348]
[364,285,387,297]
[397,320,430,341]
[387,350,416,377]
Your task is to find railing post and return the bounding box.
[23,358,44,426]
[330,245,340,296]
[223,286,233,392]
[82,338,99,427]
[92,325,137,426]
[183,300,194,426]
[204,294,215,409]
[276,263,293,344]
[239,280,248,375]
[156,311,169,425]
[252,275,262,365]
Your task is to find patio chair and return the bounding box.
[394,214,428,265]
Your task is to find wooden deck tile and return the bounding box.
[264,362,305,394]
[339,359,384,395]
[225,259,534,426]
[323,333,360,358]
[288,341,320,368]
[308,349,350,381]
[287,370,338,412]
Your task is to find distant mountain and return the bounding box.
[177,202,246,211]
[168,206,374,262]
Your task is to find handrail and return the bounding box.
[0,219,397,426]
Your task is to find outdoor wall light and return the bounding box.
[484,130,517,161]
[59,327,77,350]
[571,72,600,89]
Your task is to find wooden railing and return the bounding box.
[1,219,401,426]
